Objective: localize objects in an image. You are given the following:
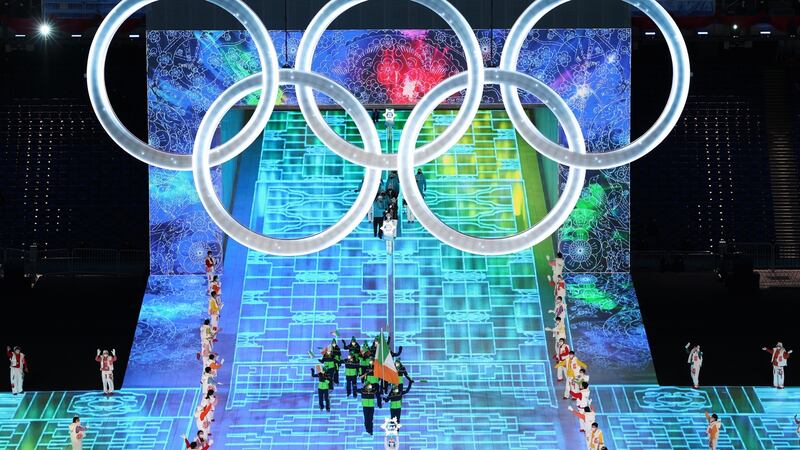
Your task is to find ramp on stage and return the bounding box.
[208,109,575,448]
[122,109,664,448]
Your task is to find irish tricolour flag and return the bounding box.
[373,331,399,384]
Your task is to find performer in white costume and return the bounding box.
[571,368,590,403]
[557,351,588,400]
[549,296,567,322]
[548,274,567,299]
[547,252,565,278]
[403,199,414,223]
[762,342,793,389]
[587,422,604,450]
[69,416,87,450]
[208,291,223,331]
[568,405,596,434]
[545,316,566,349]
[571,381,592,410]
[381,212,397,255]
[685,342,703,389]
[95,349,117,395]
[200,319,216,355]
[208,275,221,296]
[7,346,27,395]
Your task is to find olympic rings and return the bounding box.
[88,0,690,256]
[193,69,382,256]
[398,68,586,255]
[87,0,280,170]
[295,0,484,170]
[500,0,690,169]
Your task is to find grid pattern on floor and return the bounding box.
[218,109,560,449]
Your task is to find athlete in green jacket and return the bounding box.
[329,339,342,384]
[383,380,413,423]
[360,383,378,435]
[343,353,360,398]
[310,368,331,412]
[361,366,383,408]
[343,337,360,355]
[358,348,371,377]
[318,350,337,389]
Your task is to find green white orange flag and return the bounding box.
[373,331,400,384]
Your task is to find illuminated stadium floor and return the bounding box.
[2,111,799,449]
[215,110,568,448]
[0,386,798,448]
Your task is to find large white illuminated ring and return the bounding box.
[295,0,485,170]
[500,0,690,169]
[192,69,382,256]
[398,68,587,255]
[87,0,280,170]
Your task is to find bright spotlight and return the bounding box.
[38,23,52,37]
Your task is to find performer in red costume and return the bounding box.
[553,338,570,385]
[545,316,566,349]
[762,342,793,389]
[204,251,217,282]
[548,274,567,299]
[96,349,118,395]
[547,252,565,278]
[7,346,27,395]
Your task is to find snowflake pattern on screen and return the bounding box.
[125,275,208,387]
[559,165,631,273]
[147,29,630,273]
[564,273,655,383]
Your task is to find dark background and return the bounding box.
[1,1,799,390]
[631,37,800,386]
[0,40,149,390]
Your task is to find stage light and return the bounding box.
[644,31,657,36]
[129,34,140,38]
[760,31,771,35]
[38,23,52,37]
[697,31,709,35]
[14,34,26,38]
[732,24,739,30]
[71,34,82,38]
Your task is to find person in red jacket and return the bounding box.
[548,274,566,299]
[553,338,570,383]
[95,349,117,395]
[182,430,211,449]
[204,251,217,282]
[7,346,27,395]
[762,342,793,389]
